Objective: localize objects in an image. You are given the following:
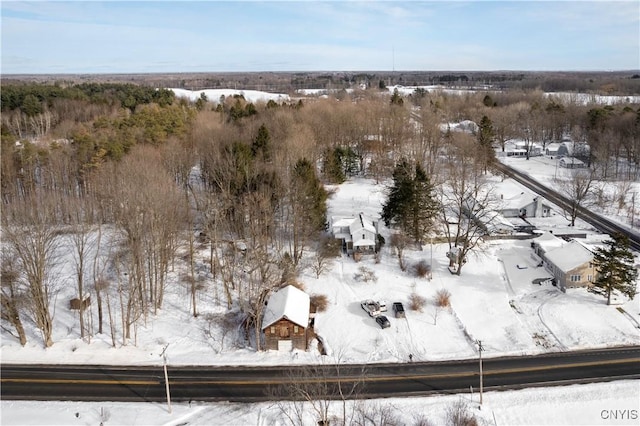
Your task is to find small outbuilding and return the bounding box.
[559,157,585,169]
[262,285,310,351]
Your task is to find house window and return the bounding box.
[587,275,593,282]
[270,326,275,335]
[570,275,581,282]
[362,234,365,240]
[294,325,299,334]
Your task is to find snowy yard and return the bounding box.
[2,176,638,368]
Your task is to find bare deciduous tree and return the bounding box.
[1,247,28,346]
[553,168,596,226]
[439,136,500,276]
[311,235,340,279]
[390,233,410,272]
[2,192,60,347]
[271,356,365,426]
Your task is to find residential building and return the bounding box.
[330,212,379,254]
[262,285,310,351]
[532,233,595,290]
[500,192,551,218]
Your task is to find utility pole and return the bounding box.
[631,192,636,229]
[476,340,484,406]
[160,344,172,414]
[430,235,434,281]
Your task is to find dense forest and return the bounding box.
[1,77,639,349]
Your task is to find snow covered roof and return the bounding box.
[353,238,376,247]
[559,157,585,166]
[439,120,478,134]
[545,143,561,152]
[349,213,376,235]
[501,191,536,210]
[544,240,593,272]
[533,232,565,252]
[262,285,310,329]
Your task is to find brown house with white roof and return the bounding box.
[262,285,310,351]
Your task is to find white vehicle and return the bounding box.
[361,299,381,317]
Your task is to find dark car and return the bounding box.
[375,315,390,329]
[392,302,405,318]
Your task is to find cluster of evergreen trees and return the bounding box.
[381,159,438,245]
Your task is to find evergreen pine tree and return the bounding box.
[382,159,413,231]
[411,164,439,244]
[390,88,404,106]
[322,147,345,184]
[477,115,495,173]
[382,160,438,243]
[592,233,638,305]
[292,158,328,233]
[252,124,271,162]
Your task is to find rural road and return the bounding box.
[2,346,638,402]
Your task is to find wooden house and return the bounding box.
[262,285,310,351]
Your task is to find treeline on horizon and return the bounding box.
[3,70,640,94]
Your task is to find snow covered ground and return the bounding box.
[1,129,638,425]
[2,380,639,426]
[170,88,290,104]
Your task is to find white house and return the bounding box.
[504,140,543,157]
[330,212,379,254]
[500,192,551,218]
[545,142,561,158]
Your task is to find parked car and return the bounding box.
[375,315,390,329]
[361,299,381,317]
[392,302,405,318]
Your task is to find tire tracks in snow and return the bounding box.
[537,291,568,351]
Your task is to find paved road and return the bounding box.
[494,162,640,251]
[2,346,638,402]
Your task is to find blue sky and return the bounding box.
[1,1,638,74]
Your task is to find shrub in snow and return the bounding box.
[409,292,427,312]
[435,289,451,308]
[310,294,329,312]
[413,260,431,278]
[445,398,478,426]
[354,266,377,283]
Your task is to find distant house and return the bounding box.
[557,141,590,160]
[330,212,379,254]
[545,142,561,158]
[504,140,543,157]
[262,285,310,351]
[559,157,585,168]
[531,233,595,290]
[500,192,551,219]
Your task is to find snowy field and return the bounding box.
[170,88,290,104]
